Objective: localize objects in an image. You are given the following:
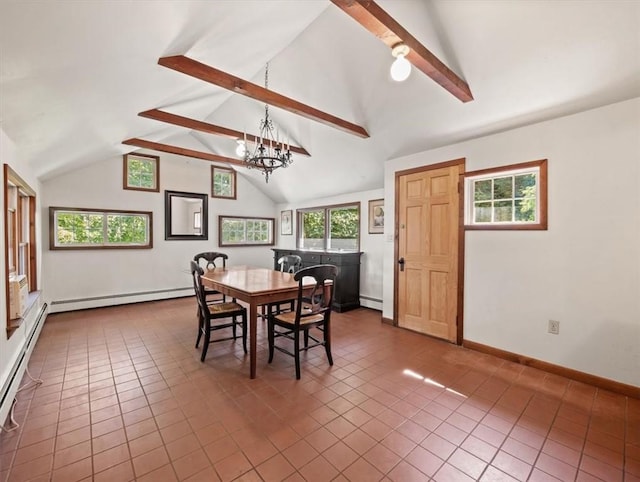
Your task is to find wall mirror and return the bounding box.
[164,190,208,240]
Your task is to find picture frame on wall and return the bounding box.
[281,210,293,235]
[368,199,384,234]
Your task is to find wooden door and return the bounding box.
[396,161,462,342]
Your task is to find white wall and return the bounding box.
[42,152,277,312]
[0,128,46,421]
[276,188,385,310]
[384,98,640,387]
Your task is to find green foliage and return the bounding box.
[330,208,358,239]
[56,212,148,245]
[302,211,325,239]
[128,158,155,189]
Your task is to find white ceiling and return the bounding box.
[1,0,639,204]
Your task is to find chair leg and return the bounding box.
[200,321,211,362]
[232,316,237,339]
[294,329,301,380]
[304,330,309,348]
[195,311,203,348]
[268,319,275,363]
[241,312,247,354]
[324,322,333,366]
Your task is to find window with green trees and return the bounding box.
[123,153,159,192]
[211,166,236,199]
[218,215,274,246]
[49,207,152,249]
[464,159,547,230]
[298,203,360,250]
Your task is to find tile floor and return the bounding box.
[0,297,638,482]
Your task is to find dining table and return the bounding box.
[200,265,306,378]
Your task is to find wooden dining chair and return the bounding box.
[190,260,247,362]
[267,264,337,379]
[193,252,229,303]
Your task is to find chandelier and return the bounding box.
[238,63,293,183]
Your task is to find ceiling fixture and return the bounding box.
[390,43,411,82]
[240,63,292,183]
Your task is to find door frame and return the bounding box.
[393,158,466,344]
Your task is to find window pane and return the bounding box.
[329,207,358,250]
[474,202,492,223]
[128,158,156,189]
[514,173,536,198]
[474,179,492,201]
[107,214,148,244]
[494,200,513,222]
[301,210,325,249]
[212,167,235,198]
[493,176,513,200]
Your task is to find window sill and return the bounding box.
[6,290,41,339]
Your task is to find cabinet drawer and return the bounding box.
[300,253,322,265]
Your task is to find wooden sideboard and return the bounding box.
[272,249,362,312]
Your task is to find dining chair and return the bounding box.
[267,264,337,379]
[190,260,247,362]
[193,252,229,303]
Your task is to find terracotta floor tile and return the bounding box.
[93,460,134,482]
[256,453,296,482]
[323,440,359,471]
[132,446,170,477]
[404,445,444,477]
[2,300,637,482]
[363,443,402,474]
[135,463,178,482]
[51,456,92,482]
[53,440,92,469]
[387,459,431,481]
[299,454,340,482]
[92,442,131,473]
[172,448,212,480]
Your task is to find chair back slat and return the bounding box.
[278,255,302,273]
[194,252,228,271]
[293,265,337,324]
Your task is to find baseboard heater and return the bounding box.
[0,303,48,427]
[50,287,192,313]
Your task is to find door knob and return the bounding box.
[398,257,405,272]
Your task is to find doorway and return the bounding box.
[394,159,465,343]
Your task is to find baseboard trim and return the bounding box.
[382,317,395,326]
[463,339,640,399]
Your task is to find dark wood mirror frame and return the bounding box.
[164,190,208,240]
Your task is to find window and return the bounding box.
[464,159,547,230]
[219,216,274,246]
[123,153,159,192]
[298,203,360,251]
[50,207,153,249]
[4,164,38,334]
[211,166,236,199]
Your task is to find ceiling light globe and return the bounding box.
[390,55,411,82]
[235,140,246,157]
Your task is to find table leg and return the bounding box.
[249,302,257,379]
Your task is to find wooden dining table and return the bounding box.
[200,265,305,378]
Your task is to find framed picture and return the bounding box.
[281,210,293,235]
[368,199,384,234]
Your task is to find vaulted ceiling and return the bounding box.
[1,1,639,203]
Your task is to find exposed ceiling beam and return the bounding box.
[139,109,311,157]
[330,0,473,103]
[157,55,370,138]
[122,138,246,167]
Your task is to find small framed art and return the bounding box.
[368,199,384,234]
[281,210,293,235]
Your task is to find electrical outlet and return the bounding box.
[548,320,560,335]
